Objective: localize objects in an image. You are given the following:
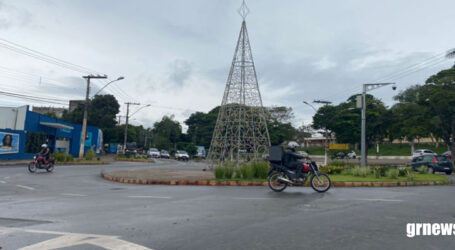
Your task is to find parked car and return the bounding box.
[407,155,453,175]
[147,148,161,158]
[412,149,435,158]
[175,150,189,161]
[195,146,206,158]
[160,150,170,159]
[347,151,357,159]
[442,151,452,160]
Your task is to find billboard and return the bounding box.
[0,132,20,154]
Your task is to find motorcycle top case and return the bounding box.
[269,146,283,163]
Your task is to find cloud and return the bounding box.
[0,1,32,30]
[168,59,193,87]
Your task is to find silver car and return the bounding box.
[412,149,434,158]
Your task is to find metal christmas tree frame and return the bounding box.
[208,1,270,168]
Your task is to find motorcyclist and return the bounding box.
[283,142,305,174]
[38,144,51,162]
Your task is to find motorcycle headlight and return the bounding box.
[33,156,36,160]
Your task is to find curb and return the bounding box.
[102,173,450,187]
[114,159,155,163]
[1,161,106,166]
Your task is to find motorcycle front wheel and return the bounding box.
[28,163,37,173]
[46,163,54,172]
[268,172,288,192]
[310,173,331,193]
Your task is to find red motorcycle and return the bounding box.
[28,154,55,173]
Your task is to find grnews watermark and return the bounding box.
[407,223,455,237]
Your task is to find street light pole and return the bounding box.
[79,75,107,159]
[123,102,140,154]
[91,76,124,98]
[360,83,396,167]
[304,100,331,166]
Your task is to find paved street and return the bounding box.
[1,160,455,249]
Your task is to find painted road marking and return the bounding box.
[16,185,35,190]
[128,195,171,199]
[234,197,274,200]
[0,180,6,184]
[339,198,403,202]
[61,193,87,197]
[0,227,152,250]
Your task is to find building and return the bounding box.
[69,100,85,112]
[0,105,102,160]
[32,106,66,118]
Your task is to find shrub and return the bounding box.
[96,157,101,161]
[387,168,399,179]
[398,167,407,177]
[215,167,225,179]
[347,163,357,169]
[418,166,428,174]
[252,162,269,179]
[406,167,415,181]
[85,148,96,161]
[224,166,234,179]
[52,152,74,162]
[240,164,254,179]
[234,168,241,179]
[373,167,382,179]
[321,166,344,175]
[330,161,346,167]
[352,166,369,177]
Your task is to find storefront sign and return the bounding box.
[0,132,20,154]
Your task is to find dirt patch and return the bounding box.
[106,169,214,181]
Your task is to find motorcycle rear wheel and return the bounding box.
[268,173,288,192]
[310,173,331,193]
[46,163,54,172]
[28,163,37,173]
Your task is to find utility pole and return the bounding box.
[79,74,107,159]
[360,83,396,167]
[123,102,140,154]
[313,100,332,166]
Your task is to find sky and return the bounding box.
[0,0,454,131]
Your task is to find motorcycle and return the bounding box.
[28,154,55,173]
[267,146,331,193]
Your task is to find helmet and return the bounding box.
[287,141,299,150]
[41,144,48,148]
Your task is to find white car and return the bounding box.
[347,151,357,159]
[412,149,434,158]
[147,148,161,158]
[175,150,189,161]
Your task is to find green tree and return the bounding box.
[151,116,182,151]
[185,106,219,148]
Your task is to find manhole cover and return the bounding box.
[0,217,51,227]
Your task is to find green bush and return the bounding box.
[406,167,415,181]
[352,166,369,177]
[321,166,344,175]
[373,167,382,179]
[215,167,225,179]
[240,164,254,179]
[418,166,428,174]
[347,163,357,169]
[330,161,346,167]
[224,167,234,179]
[52,152,74,162]
[252,162,269,179]
[234,168,241,179]
[85,148,96,161]
[398,167,407,177]
[387,168,399,179]
[96,157,101,161]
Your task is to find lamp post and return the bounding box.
[304,101,330,166]
[123,104,151,154]
[92,76,125,98]
[360,83,396,167]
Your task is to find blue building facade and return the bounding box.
[0,106,101,160]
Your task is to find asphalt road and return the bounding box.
[1,160,455,250]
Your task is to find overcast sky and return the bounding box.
[0,0,454,130]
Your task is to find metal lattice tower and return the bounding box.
[208,1,270,168]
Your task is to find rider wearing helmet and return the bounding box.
[283,141,305,173]
[38,144,51,161]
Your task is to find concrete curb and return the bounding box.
[114,159,155,163]
[102,173,450,187]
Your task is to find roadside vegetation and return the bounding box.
[52,150,102,163]
[212,160,449,183]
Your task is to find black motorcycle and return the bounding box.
[267,146,331,193]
